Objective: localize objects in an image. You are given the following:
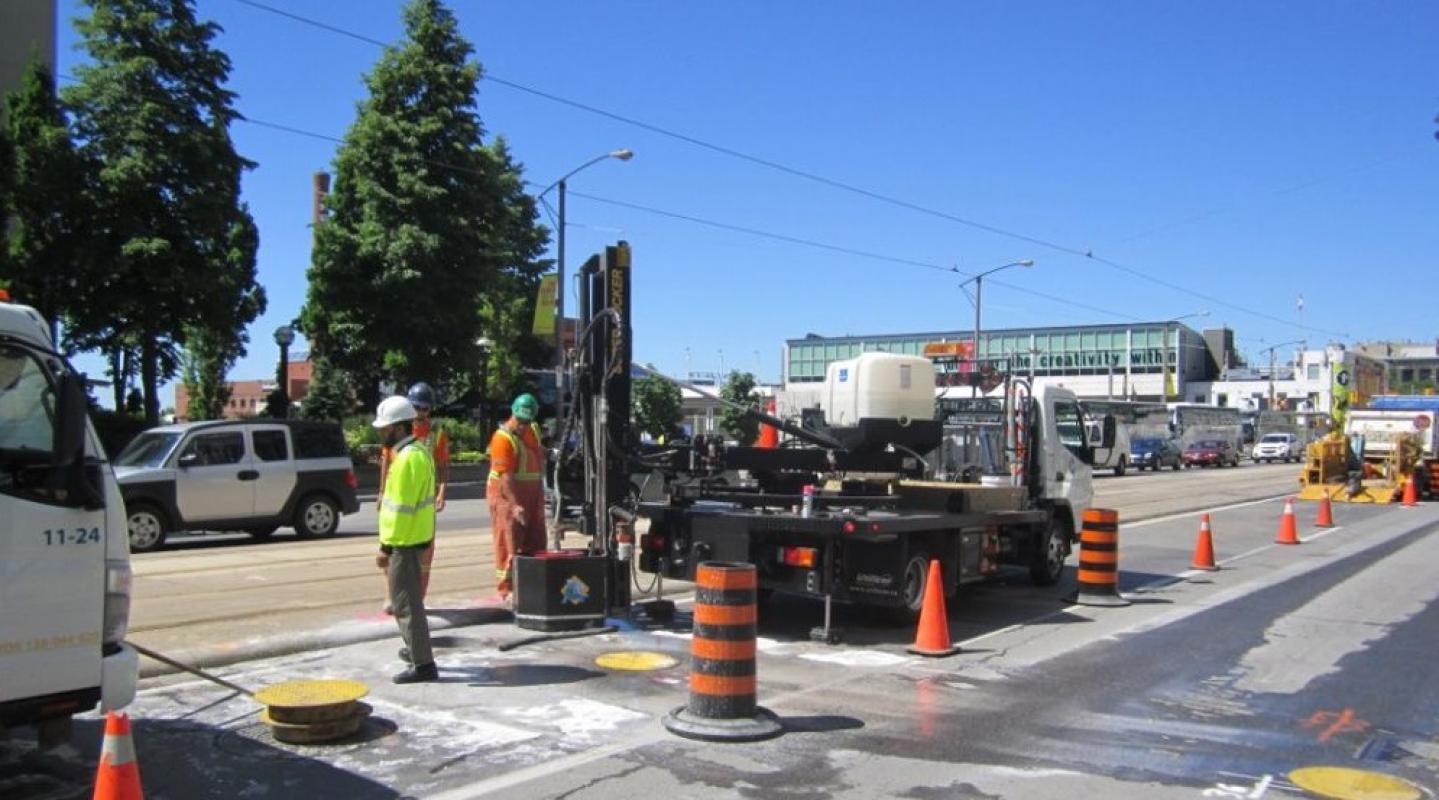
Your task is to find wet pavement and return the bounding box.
[4,497,1437,798]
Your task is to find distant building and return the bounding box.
[784,321,1213,401]
[1353,340,1439,393]
[1192,345,1386,414]
[174,357,313,421]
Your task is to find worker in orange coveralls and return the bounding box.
[488,393,547,601]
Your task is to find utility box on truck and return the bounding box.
[0,294,137,747]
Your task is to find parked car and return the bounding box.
[1183,439,1241,468]
[1130,436,1182,471]
[114,420,360,552]
[1252,433,1301,463]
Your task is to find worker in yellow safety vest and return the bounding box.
[487,393,547,601]
[379,382,449,614]
[372,395,439,684]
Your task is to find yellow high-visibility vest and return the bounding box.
[489,423,543,483]
[379,437,436,547]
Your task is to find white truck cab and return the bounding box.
[1039,386,1100,536]
[0,294,137,746]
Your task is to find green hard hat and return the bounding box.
[512,393,539,421]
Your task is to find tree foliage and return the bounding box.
[300,355,356,422]
[301,0,549,412]
[719,371,761,444]
[633,375,683,441]
[2,59,93,343]
[64,0,264,424]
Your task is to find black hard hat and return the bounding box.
[406,382,437,409]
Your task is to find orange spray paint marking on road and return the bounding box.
[1301,708,1369,743]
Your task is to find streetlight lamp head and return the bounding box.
[1016,259,1035,267]
[273,325,295,347]
[610,148,634,161]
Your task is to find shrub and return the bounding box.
[451,450,489,464]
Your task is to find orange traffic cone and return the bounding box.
[1315,494,1335,528]
[1275,497,1300,545]
[1401,473,1419,507]
[93,712,143,800]
[1191,514,1218,571]
[907,559,961,657]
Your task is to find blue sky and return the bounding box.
[56,1,1439,398]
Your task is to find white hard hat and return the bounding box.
[372,395,418,428]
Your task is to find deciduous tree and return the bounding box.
[719,371,761,445]
[633,375,684,441]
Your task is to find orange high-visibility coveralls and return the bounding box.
[487,421,547,597]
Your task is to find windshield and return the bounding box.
[0,344,56,461]
[1132,438,1161,448]
[1192,440,1224,449]
[1260,434,1289,443]
[117,431,182,468]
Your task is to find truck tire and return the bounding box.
[127,503,170,553]
[1113,457,1127,477]
[294,494,340,538]
[1029,515,1069,586]
[898,554,931,621]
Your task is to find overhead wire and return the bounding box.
[241,114,1142,322]
[227,0,1357,340]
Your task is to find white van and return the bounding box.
[0,294,137,746]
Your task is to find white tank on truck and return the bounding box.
[0,291,138,747]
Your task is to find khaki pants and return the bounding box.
[388,544,434,666]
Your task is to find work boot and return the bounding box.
[392,663,439,684]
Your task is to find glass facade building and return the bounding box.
[785,323,1213,398]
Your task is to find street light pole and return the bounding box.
[273,325,295,419]
[475,336,493,429]
[958,260,1034,398]
[541,149,634,427]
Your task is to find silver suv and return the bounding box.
[1252,433,1301,463]
[114,420,359,552]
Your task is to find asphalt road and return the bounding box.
[8,482,1433,799]
[119,463,1304,671]
[18,461,1425,800]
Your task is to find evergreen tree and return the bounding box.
[302,0,549,411]
[64,0,264,424]
[719,371,761,444]
[300,355,356,422]
[2,59,94,343]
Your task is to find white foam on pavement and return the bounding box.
[799,650,912,668]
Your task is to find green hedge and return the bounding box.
[343,415,491,463]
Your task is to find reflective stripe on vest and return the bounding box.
[489,423,543,483]
[379,439,436,547]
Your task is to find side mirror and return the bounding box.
[49,372,104,509]
[1101,415,1117,449]
[178,452,200,469]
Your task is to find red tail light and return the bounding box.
[780,546,818,568]
[345,469,358,489]
[841,521,857,534]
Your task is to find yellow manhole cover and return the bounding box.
[1289,767,1424,800]
[595,651,678,672]
[253,679,369,709]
